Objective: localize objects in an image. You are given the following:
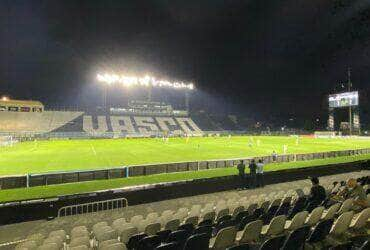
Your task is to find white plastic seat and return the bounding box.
[173,208,188,221]
[246,203,258,215]
[285,211,308,231]
[349,207,370,230]
[93,222,109,233]
[112,222,133,234]
[165,219,180,231]
[227,200,239,210]
[36,243,59,250]
[337,198,354,215]
[43,236,63,249]
[99,242,127,250]
[261,215,286,237]
[49,229,66,241]
[146,212,159,223]
[144,222,161,235]
[71,226,89,237]
[322,203,341,220]
[260,201,270,212]
[112,218,126,229]
[94,226,113,237]
[231,206,244,218]
[189,205,202,215]
[329,211,354,236]
[216,200,227,208]
[184,216,199,226]
[177,207,189,216]
[15,240,38,250]
[216,208,229,220]
[98,238,120,249]
[26,233,45,246]
[209,226,237,250]
[203,211,216,222]
[137,219,151,232]
[236,220,263,244]
[130,215,144,226]
[203,203,215,213]
[120,227,138,244]
[69,236,90,248]
[161,210,174,218]
[70,245,89,250]
[95,229,118,242]
[270,199,282,208]
[305,206,324,226]
[71,229,89,239]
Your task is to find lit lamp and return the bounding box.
[1,96,9,101]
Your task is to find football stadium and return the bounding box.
[1,1,370,250]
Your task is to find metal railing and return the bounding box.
[57,197,128,217]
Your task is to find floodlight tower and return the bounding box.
[97,73,195,111]
[185,90,190,112]
[348,67,352,135]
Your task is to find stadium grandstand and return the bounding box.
[1,171,369,249]
[2,2,370,249]
[0,99,203,137]
[0,96,370,249]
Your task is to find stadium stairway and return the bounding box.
[0,170,369,249]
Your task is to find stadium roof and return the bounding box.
[0,99,44,107]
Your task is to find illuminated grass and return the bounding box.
[1,136,370,176]
[0,153,369,203]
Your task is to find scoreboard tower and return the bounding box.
[327,91,360,135]
[328,68,360,135]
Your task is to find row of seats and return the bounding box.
[14,174,370,249]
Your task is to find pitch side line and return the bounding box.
[90,145,97,156]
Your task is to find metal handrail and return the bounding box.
[57,197,128,217]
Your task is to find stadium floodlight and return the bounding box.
[97,73,194,90]
[1,96,9,101]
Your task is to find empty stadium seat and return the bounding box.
[120,227,138,244]
[284,211,308,231]
[305,219,334,249]
[322,203,341,220]
[209,226,237,250]
[236,220,263,244]
[281,225,310,250]
[69,236,90,248]
[305,206,324,226]
[184,233,210,250]
[261,215,286,237]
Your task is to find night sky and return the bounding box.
[1,1,370,126]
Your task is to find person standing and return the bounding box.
[237,160,246,189]
[256,159,264,187]
[272,150,278,162]
[248,159,257,188]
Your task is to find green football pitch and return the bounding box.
[1,135,370,176]
[1,135,370,202]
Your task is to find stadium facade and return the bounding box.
[0,99,205,137]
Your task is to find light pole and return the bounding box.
[348,67,352,135]
[97,73,195,110]
[103,84,108,112]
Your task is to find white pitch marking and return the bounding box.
[90,145,97,156]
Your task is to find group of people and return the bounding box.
[236,159,368,212]
[237,159,264,189]
[305,176,368,212]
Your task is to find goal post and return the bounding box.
[314,131,337,138]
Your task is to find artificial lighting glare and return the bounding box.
[1,96,9,101]
[97,73,195,90]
